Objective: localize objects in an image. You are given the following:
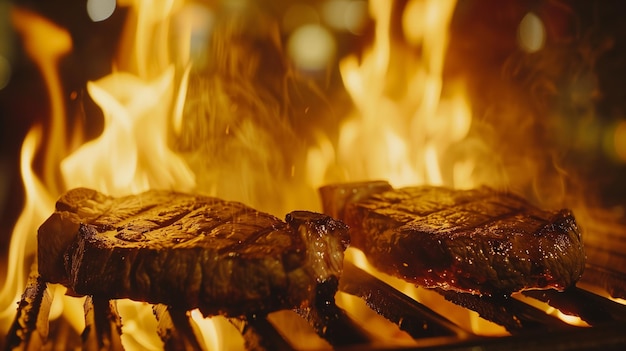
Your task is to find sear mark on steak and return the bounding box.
[38,188,350,317]
[319,181,585,297]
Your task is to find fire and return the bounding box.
[0,126,54,320]
[330,0,473,188]
[0,0,481,343]
[328,0,506,336]
[60,68,195,195]
[0,7,71,324]
[1,0,602,348]
[0,0,199,347]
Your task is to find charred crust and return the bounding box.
[323,183,586,296]
[40,188,351,317]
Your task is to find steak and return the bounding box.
[319,181,585,296]
[38,188,350,317]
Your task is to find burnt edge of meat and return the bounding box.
[319,181,586,297]
[38,188,350,318]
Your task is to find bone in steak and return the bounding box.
[319,181,585,296]
[38,188,350,317]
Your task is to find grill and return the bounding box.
[6,246,626,350]
[3,1,626,350]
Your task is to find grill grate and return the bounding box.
[5,261,626,351]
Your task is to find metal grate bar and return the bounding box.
[295,304,371,347]
[5,265,54,351]
[435,288,575,333]
[229,316,295,351]
[83,296,123,351]
[339,261,466,340]
[153,304,205,351]
[413,321,626,351]
[5,266,626,350]
[522,287,626,325]
[579,263,626,299]
[295,278,371,347]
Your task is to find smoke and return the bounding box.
[446,0,601,209]
[174,3,329,215]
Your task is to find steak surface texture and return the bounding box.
[38,188,350,317]
[319,181,585,296]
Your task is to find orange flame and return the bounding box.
[60,68,195,195]
[305,0,471,191]
[331,0,472,188]
[0,126,55,320]
[0,7,72,325]
[0,0,484,342]
[0,1,198,346]
[2,0,603,346]
[9,7,73,194]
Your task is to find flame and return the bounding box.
[324,0,473,188]
[2,0,309,348]
[60,0,195,195]
[190,311,245,351]
[330,0,512,336]
[116,300,162,350]
[1,0,198,346]
[0,0,484,343]
[0,7,71,325]
[60,67,195,195]
[512,293,590,327]
[9,7,73,194]
[0,126,55,320]
[3,0,614,347]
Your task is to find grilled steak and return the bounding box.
[319,181,585,296]
[38,188,350,317]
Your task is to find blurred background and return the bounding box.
[1,0,626,256]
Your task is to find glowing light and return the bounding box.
[344,0,368,34]
[87,0,116,22]
[1,7,72,334]
[57,290,86,334]
[402,0,423,45]
[425,146,443,184]
[190,310,217,350]
[0,126,53,321]
[60,68,196,196]
[117,300,163,350]
[172,64,191,135]
[332,0,470,188]
[2,0,556,343]
[554,309,590,327]
[518,12,545,53]
[330,0,519,336]
[190,312,245,351]
[513,293,590,327]
[287,24,336,72]
[11,6,73,193]
[577,282,626,306]
[613,297,626,305]
[321,0,368,34]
